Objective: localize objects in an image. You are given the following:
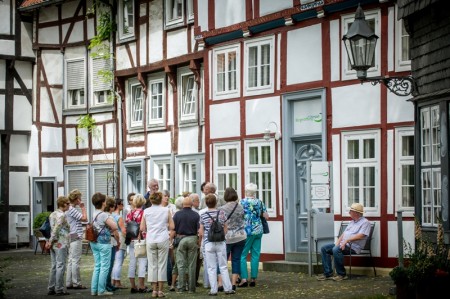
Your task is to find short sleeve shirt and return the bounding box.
[200,209,227,245]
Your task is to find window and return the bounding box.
[395,6,411,71]
[342,10,380,80]
[187,0,194,23]
[165,0,184,27]
[179,69,198,124]
[214,142,240,198]
[245,140,275,213]
[244,36,275,96]
[119,0,134,40]
[420,105,441,226]
[181,162,197,193]
[148,78,165,126]
[66,59,85,109]
[395,128,415,213]
[213,44,240,100]
[175,154,204,195]
[342,131,380,215]
[66,167,88,207]
[92,166,117,198]
[130,82,144,128]
[156,161,172,193]
[91,57,111,107]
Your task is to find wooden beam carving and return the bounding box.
[165,65,177,93]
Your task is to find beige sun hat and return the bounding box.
[349,203,364,214]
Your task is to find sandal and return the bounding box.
[152,291,158,298]
[158,291,166,297]
[238,281,248,287]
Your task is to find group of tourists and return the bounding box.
[45,179,270,297]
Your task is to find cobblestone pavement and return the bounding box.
[0,248,395,299]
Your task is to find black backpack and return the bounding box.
[206,211,225,242]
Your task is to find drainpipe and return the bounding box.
[397,210,404,267]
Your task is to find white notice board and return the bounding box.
[311,161,330,184]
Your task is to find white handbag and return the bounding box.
[134,239,147,258]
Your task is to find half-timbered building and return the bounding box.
[3,0,441,272]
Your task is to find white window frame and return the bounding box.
[156,160,172,194]
[342,130,380,217]
[175,154,204,196]
[119,0,135,40]
[395,5,411,72]
[178,68,198,124]
[90,57,112,107]
[244,36,275,96]
[341,9,381,80]
[187,0,194,23]
[165,0,184,28]
[395,128,415,216]
[65,58,86,109]
[244,139,276,216]
[147,76,165,127]
[213,44,240,100]
[128,79,144,129]
[420,105,441,227]
[214,142,241,199]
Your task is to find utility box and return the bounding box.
[15,212,30,228]
[311,212,335,252]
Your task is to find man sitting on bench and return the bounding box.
[317,203,371,281]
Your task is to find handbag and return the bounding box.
[261,216,270,234]
[260,200,269,234]
[39,216,51,239]
[126,210,143,239]
[85,212,104,242]
[134,239,147,258]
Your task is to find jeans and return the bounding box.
[240,234,262,280]
[106,246,116,290]
[90,242,112,295]
[226,239,246,274]
[66,238,82,287]
[320,243,353,277]
[112,249,126,280]
[176,236,198,292]
[48,247,68,294]
[205,241,232,293]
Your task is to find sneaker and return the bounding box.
[333,275,348,281]
[316,274,333,281]
[47,290,56,295]
[225,290,236,295]
[97,291,113,296]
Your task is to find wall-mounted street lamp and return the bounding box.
[342,5,417,97]
[264,121,281,141]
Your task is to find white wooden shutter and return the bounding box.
[67,168,88,205]
[67,59,85,90]
[93,168,109,195]
[92,58,111,92]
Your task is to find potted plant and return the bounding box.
[33,211,51,253]
[389,265,412,299]
[403,217,450,299]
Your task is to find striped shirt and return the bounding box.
[65,205,83,239]
[200,209,227,246]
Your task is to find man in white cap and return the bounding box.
[317,202,371,281]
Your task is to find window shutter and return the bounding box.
[92,58,111,92]
[93,168,117,197]
[67,169,88,205]
[93,168,109,195]
[67,60,85,90]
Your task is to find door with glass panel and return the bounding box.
[294,140,322,252]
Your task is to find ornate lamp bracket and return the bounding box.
[364,75,417,97]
